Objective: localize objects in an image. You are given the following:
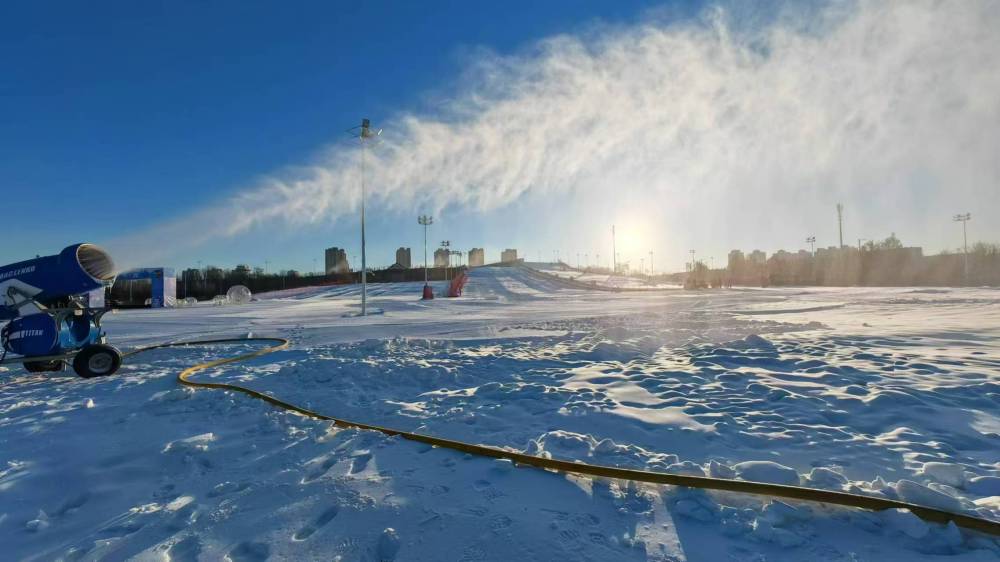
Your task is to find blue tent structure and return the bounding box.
[116,268,176,307]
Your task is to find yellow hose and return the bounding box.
[126,337,1000,537]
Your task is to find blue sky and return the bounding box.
[2,0,697,271]
[2,0,997,273]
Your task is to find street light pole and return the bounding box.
[611,225,617,274]
[418,215,433,285]
[954,213,971,281]
[347,117,381,316]
[441,240,451,282]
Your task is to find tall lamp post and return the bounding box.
[418,215,433,298]
[806,236,816,255]
[441,240,451,282]
[954,213,971,282]
[349,117,381,316]
[611,225,617,274]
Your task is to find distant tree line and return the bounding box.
[110,264,467,304]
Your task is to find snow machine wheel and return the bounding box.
[73,344,122,378]
[24,360,65,373]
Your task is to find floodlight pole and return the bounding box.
[350,117,381,316]
[612,225,617,274]
[837,203,844,248]
[954,213,971,281]
[418,215,433,285]
[360,124,368,315]
[441,240,451,282]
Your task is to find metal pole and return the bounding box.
[612,225,617,274]
[837,203,844,248]
[963,219,969,279]
[360,136,367,316]
[953,213,971,283]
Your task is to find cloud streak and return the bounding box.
[110,0,1000,268]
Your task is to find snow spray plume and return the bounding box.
[106,0,1000,268]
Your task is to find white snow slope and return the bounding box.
[1,266,999,561]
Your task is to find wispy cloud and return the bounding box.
[109,0,1000,267]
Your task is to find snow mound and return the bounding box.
[893,479,964,512]
[733,461,800,485]
[918,461,966,488]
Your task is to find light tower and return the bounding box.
[349,117,381,316]
[418,215,433,299]
[806,236,816,255]
[836,203,844,249]
[441,240,451,281]
[954,212,971,281]
[611,225,617,274]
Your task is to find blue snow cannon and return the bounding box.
[0,243,122,377]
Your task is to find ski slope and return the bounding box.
[2,266,999,561]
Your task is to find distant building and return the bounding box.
[501,248,518,263]
[325,247,350,274]
[468,248,485,267]
[434,248,450,267]
[395,247,412,269]
[748,250,767,266]
[727,250,745,271]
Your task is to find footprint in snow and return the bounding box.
[303,455,338,482]
[207,481,250,497]
[293,505,339,541]
[376,528,401,561]
[55,492,90,516]
[350,452,372,474]
[227,541,270,562]
[166,536,202,562]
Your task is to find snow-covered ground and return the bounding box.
[528,262,681,290]
[2,266,999,561]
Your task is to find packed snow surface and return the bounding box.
[1,265,999,561]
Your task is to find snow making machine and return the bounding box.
[0,243,122,378]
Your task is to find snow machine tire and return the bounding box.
[73,344,122,378]
[24,360,65,373]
